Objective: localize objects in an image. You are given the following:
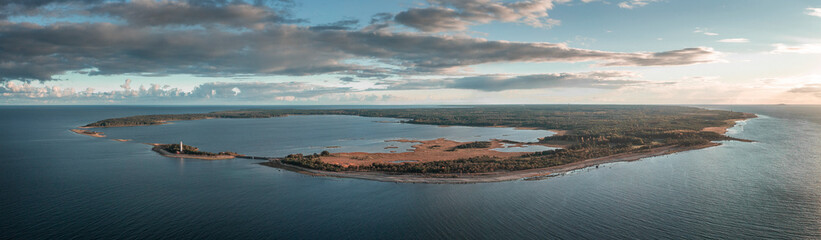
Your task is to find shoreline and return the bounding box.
[258,114,757,183]
[150,144,236,160]
[261,143,721,184]
[70,129,105,138]
[701,112,757,134]
[74,108,758,184]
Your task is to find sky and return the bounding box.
[1,0,820,105]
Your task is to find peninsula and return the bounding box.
[77,105,756,183]
[150,143,238,160]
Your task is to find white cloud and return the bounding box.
[693,28,719,36]
[618,0,658,9]
[806,8,821,18]
[718,38,749,43]
[771,43,821,54]
[0,79,352,103]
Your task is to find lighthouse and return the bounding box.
[179,141,184,154]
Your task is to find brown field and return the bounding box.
[319,138,557,167]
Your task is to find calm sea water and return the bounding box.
[1,105,820,239]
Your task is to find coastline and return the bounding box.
[701,112,757,134]
[261,143,721,184]
[74,108,758,184]
[70,129,105,138]
[260,114,758,183]
[150,144,235,160]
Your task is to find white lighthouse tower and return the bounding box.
[180,141,184,154]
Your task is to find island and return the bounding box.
[151,143,239,160]
[76,105,756,183]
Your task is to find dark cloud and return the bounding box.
[0,20,719,82]
[309,18,359,31]
[599,47,718,66]
[326,31,719,69]
[370,12,394,24]
[2,0,300,26]
[339,77,357,82]
[379,71,644,91]
[0,0,103,10]
[361,12,394,32]
[89,0,292,29]
[0,22,362,81]
[395,0,565,32]
[788,84,821,97]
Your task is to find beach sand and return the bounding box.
[70,129,105,138]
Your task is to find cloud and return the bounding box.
[379,71,644,91]
[339,77,357,82]
[807,8,821,18]
[0,79,187,101]
[618,0,658,9]
[309,18,359,31]
[0,79,352,103]
[718,38,749,43]
[89,0,294,29]
[597,47,719,66]
[693,28,718,36]
[394,0,568,32]
[0,21,720,82]
[0,0,104,18]
[190,81,351,100]
[771,43,821,54]
[788,84,821,97]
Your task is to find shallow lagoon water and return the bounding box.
[2,105,820,239]
[98,115,557,157]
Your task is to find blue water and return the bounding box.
[1,105,820,239]
[97,115,556,157]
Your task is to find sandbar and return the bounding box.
[70,129,105,138]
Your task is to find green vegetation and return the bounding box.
[156,144,238,156]
[89,105,754,174]
[450,141,492,151]
[281,153,345,172]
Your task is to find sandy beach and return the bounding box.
[702,113,757,134]
[70,129,106,138]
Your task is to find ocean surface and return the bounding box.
[1,105,820,239]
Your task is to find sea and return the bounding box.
[1,105,819,239]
